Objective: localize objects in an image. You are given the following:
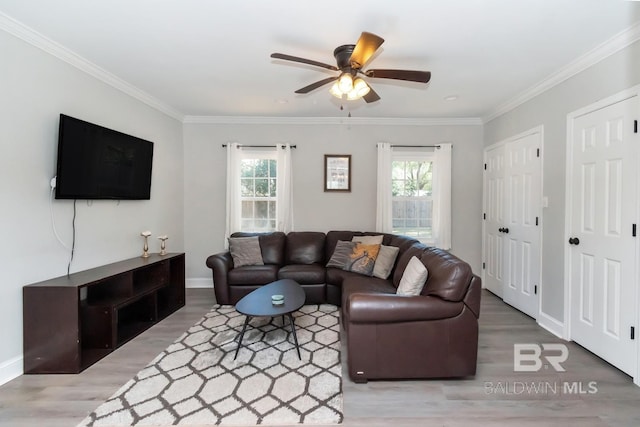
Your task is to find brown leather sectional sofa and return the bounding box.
[206,230,481,382]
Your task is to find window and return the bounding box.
[239,152,277,232]
[376,143,451,249]
[225,143,294,240]
[391,153,434,242]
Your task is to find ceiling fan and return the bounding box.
[270,31,431,103]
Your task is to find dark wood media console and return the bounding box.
[23,253,185,374]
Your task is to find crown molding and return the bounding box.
[0,12,184,121]
[182,115,483,126]
[483,21,640,123]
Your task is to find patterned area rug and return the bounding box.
[78,304,343,426]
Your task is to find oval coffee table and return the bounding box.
[234,279,306,360]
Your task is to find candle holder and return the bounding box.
[141,231,151,258]
[158,235,168,256]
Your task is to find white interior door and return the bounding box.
[568,95,638,376]
[483,145,505,297]
[502,133,542,319]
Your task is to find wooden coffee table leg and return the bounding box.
[234,316,251,360]
[286,313,301,359]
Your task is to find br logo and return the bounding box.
[513,343,569,372]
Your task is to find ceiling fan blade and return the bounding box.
[294,77,338,94]
[349,32,384,68]
[365,69,431,83]
[363,86,381,103]
[271,53,338,71]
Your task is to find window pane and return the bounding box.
[241,178,254,196]
[269,220,276,230]
[241,201,253,218]
[255,159,269,177]
[241,159,255,177]
[269,159,277,178]
[241,219,254,230]
[269,178,276,197]
[254,179,269,196]
[255,201,269,219]
[392,162,405,180]
[268,201,276,219]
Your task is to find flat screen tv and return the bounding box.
[55,114,154,200]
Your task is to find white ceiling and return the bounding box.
[1,0,640,120]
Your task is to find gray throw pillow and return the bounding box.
[396,256,429,296]
[372,245,400,279]
[326,240,356,268]
[228,236,264,267]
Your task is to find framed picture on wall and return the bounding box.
[324,154,351,192]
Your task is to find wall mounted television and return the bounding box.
[55,114,154,200]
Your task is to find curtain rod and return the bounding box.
[390,144,441,148]
[221,144,297,149]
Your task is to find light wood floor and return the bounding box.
[1,289,639,427]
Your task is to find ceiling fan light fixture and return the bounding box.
[338,73,354,93]
[346,89,360,100]
[353,78,370,97]
[329,81,343,99]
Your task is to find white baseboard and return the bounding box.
[186,278,213,289]
[537,311,564,339]
[0,355,23,386]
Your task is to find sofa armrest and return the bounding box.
[206,252,234,304]
[347,293,464,324]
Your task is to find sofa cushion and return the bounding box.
[231,231,285,265]
[326,267,353,287]
[286,231,326,264]
[341,273,396,308]
[228,265,278,285]
[420,247,473,302]
[396,256,429,296]
[278,264,326,284]
[228,236,264,267]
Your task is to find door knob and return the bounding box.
[568,237,580,245]
[503,228,509,234]
[498,227,504,233]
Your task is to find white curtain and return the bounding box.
[276,143,294,233]
[375,142,393,233]
[432,143,452,249]
[224,142,241,246]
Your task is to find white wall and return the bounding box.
[183,120,484,286]
[484,40,640,326]
[0,30,184,384]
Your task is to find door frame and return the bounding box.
[563,84,640,385]
[482,125,544,321]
